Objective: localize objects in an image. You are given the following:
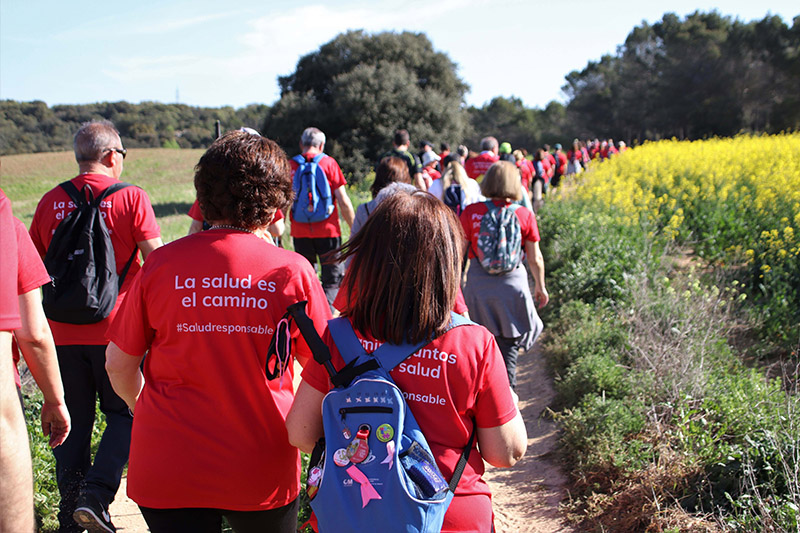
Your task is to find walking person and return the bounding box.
[29,120,163,532]
[105,131,331,533]
[290,127,355,308]
[287,190,527,532]
[460,161,548,391]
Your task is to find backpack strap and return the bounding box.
[95,181,133,203]
[97,182,139,286]
[312,153,326,164]
[450,423,477,492]
[58,181,85,206]
[329,313,475,373]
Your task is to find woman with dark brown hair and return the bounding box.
[287,190,527,532]
[350,156,412,237]
[460,161,548,392]
[105,131,331,533]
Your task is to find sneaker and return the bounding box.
[72,493,116,533]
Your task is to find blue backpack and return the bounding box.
[292,153,334,224]
[288,305,475,533]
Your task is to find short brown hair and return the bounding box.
[195,131,293,229]
[371,156,411,198]
[393,129,410,146]
[336,191,464,344]
[480,161,523,201]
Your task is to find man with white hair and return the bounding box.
[464,136,500,181]
[289,127,355,308]
[29,120,163,532]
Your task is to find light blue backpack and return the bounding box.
[297,312,475,533]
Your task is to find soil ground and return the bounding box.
[107,342,573,533]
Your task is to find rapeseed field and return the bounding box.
[575,134,800,342]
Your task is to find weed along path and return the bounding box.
[108,341,572,533]
[483,341,574,533]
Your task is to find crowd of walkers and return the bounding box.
[0,120,624,533]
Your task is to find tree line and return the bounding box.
[2,11,797,180]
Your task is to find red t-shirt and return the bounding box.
[0,190,20,332]
[301,320,517,532]
[29,174,161,346]
[106,228,332,510]
[426,167,442,181]
[554,152,568,175]
[188,200,284,224]
[289,153,346,239]
[464,152,499,181]
[516,160,533,191]
[460,200,540,259]
[12,217,51,388]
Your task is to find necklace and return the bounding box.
[208,225,254,234]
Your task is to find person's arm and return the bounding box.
[105,342,145,412]
[14,290,70,448]
[137,237,163,261]
[413,172,426,191]
[286,380,326,453]
[476,409,527,468]
[187,219,204,235]
[333,185,355,229]
[268,218,285,239]
[0,332,34,532]
[524,240,549,307]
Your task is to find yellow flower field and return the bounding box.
[570,133,800,339]
[575,134,800,253]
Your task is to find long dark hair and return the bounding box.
[335,191,464,344]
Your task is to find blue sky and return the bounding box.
[1,0,796,110]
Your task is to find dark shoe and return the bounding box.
[72,493,116,532]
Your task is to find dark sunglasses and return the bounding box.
[105,148,127,159]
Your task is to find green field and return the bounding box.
[2,147,372,245]
[3,148,204,242]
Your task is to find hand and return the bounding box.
[534,286,549,308]
[41,401,71,448]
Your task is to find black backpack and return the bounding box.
[42,181,138,324]
[443,183,466,215]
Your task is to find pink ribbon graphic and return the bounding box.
[346,465,382,508]
[381,440,395,470]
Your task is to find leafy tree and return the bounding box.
[563,11,800,142]
[264,30,469,181]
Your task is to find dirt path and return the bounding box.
[108,342,572,533]
[483,342,574,533]
[108,475,147,532]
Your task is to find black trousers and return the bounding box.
[140,498,299,533]
[494,335,525,391]
[293,236,344,308]
[53,344,132,531]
